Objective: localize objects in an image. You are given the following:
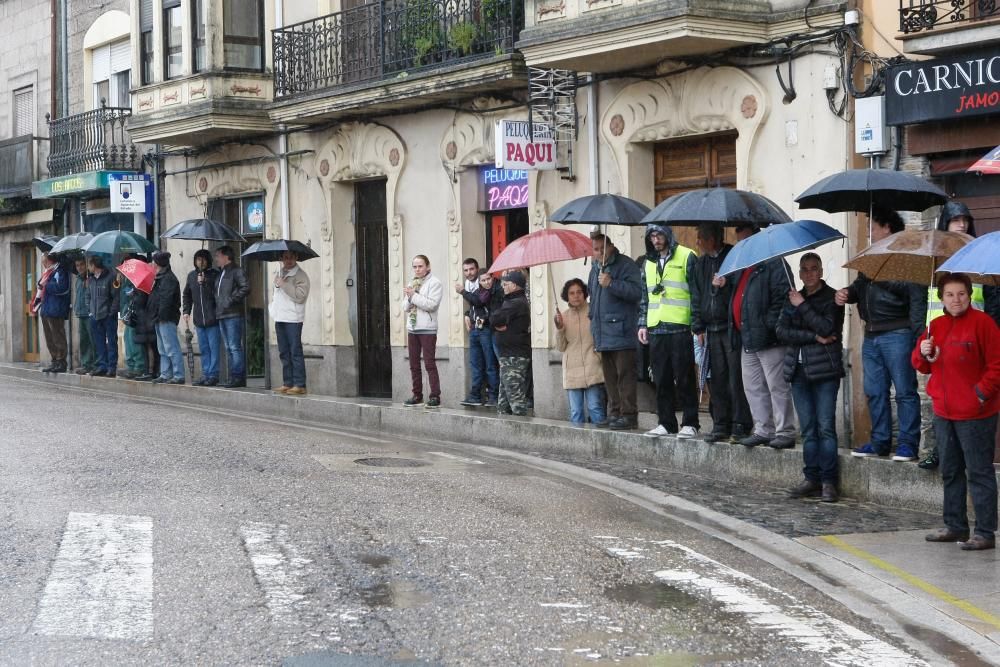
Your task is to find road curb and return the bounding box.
[0,363,950,512]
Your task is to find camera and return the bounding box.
[651,284,665,295]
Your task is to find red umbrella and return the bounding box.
[968,145,1000,175]
[117,258,155,294]
[487,228,592,274]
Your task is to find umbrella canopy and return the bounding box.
[161,218,246,243]
[717,220,845,278]
[84,230,157,256]
[642,188,792,228]
[844,229,972,285]
[796,168,948,213]
[116,258,156,294]
[550,194,651,226]
[241,239,319,262]
[487,228,592,274]
[49,232,95,255]
[936,231,1000,286]
[967,145,1000,176]
[184,326,196,379]
[33,235,60,252]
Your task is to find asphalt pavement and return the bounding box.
[0,376,978,665]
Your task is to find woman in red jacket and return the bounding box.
[912,273,1000,551]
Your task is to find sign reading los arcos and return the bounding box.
[495,120,556,170]
[886,48,1000,125]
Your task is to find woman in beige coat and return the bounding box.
[554,278,607,426]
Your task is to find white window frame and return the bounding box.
[92,39,132,108]
[13,86,34,137]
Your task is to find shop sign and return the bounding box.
[479,167,529,211]
[886,48,1000,125]
[110,173,149,213]
[494,120,556,170]
[31,170,141,199]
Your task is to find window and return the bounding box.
[224,0,264,70]
[192,0,206,72]
[92,39,131,108]
[13,86,34,136]
[140,0,154,84]
[163,0,183,79]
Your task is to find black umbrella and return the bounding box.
[162,218,246,243]
[49,232,95,255]
[241,239,319,262]
[33,235,61,252]
[795,168,948,213]
[184,326,196,380]
[641,188,791,227]
[550,194,651,226]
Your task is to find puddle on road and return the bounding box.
[603,581,700,610]
[359,581,431,609]
[358,553,391,568]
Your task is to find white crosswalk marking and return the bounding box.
[34,513,154,641]
[604,538,927,667]
[240,522,314,622]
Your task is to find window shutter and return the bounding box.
[13,87,33,137]
[140,0,153,31]
[93,44,111,83]
[110,39,131,73]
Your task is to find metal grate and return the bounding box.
[528,67,577,170]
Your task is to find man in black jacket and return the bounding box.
[183,249,221,386]
[491,270,531,416]
[149,251,185,384]
[835,207,927,461]
[777,253,845,503]
[214,245,250,388]
[86,255,120,377]
[691,222,752,443]
[726,224,796,449]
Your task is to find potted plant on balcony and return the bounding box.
[448,21,478,57]
[401,2,444,67]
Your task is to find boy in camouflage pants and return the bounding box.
[491,271,532,416]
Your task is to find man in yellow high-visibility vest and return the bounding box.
[638,224,700,439]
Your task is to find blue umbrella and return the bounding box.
[936,231,1000,286]
[718,220,845,285]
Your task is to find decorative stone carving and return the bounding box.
[389,148,400,167]
[198,177,208,193]
[609,114,625,137]
[194,145,280,240]
[266,166,277,184]
[319,159,330,177]
[741,94,758,119]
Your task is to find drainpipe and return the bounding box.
[58,0,68,117]
[275,0,290,238]
[588,75,599,196]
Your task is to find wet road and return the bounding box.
[0,376,928,665]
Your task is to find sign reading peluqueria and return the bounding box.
[886,48,1000,126]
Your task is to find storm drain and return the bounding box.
[353,457,431,468]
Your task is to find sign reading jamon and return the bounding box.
[495,120,556,171]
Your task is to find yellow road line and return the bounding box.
[821,534,1000,631]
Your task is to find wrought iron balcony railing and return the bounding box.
[899,0,1000,33]
[0,135,38,197]
[46,102,138,177]
[273,0,523,98]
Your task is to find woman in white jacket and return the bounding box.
[402,254,443,407]
[270,251,310,395]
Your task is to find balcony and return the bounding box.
[269,0,525,124]
[46,104,138,178]
[517,0,844,73]
[898,0,1000,55]
[0,136,42,198]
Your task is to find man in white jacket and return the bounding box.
[271,250,310,395]
[402,254,443,408]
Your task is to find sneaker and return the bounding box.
[460,396,483,407]
[851,443,884,458]
[167,377,185,385]
[741,434,772,448]
[151,376,170,384]
[644,425,669,438]
[426,396,441,409]
[918,451,940,470]
[892,445,917,462]
[484,398,498,408]
[403,396,424,407]
[768,435,796,449]
[677,426,699,440]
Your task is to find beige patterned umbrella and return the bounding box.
[844,230,973,285]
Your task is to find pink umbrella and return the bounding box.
[116,258,155,294]
[487,228,592,274]
[967,145,1000,175]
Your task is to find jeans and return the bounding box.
[407,333,440,399]
[649,332,700,431]
[155,322,184,380]
[936,414,999,539]
[791,371,841,484]
[862,328,920,453]
[468,327,499,401]
[567,384,607,425]
[218,316,246,380]
[89,315,118,373]
[275,321,306,388]
[195,324,221,380]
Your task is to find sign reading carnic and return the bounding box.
[885,48,1000,125]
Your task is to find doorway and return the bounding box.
[20,245,40,362]
[486,208,529,267]
[355,179,391,398]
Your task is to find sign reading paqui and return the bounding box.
[495,120,556,170]
[886,48,1000,125]
[479,167,529,212]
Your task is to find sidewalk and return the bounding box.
[0,361,968,514]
